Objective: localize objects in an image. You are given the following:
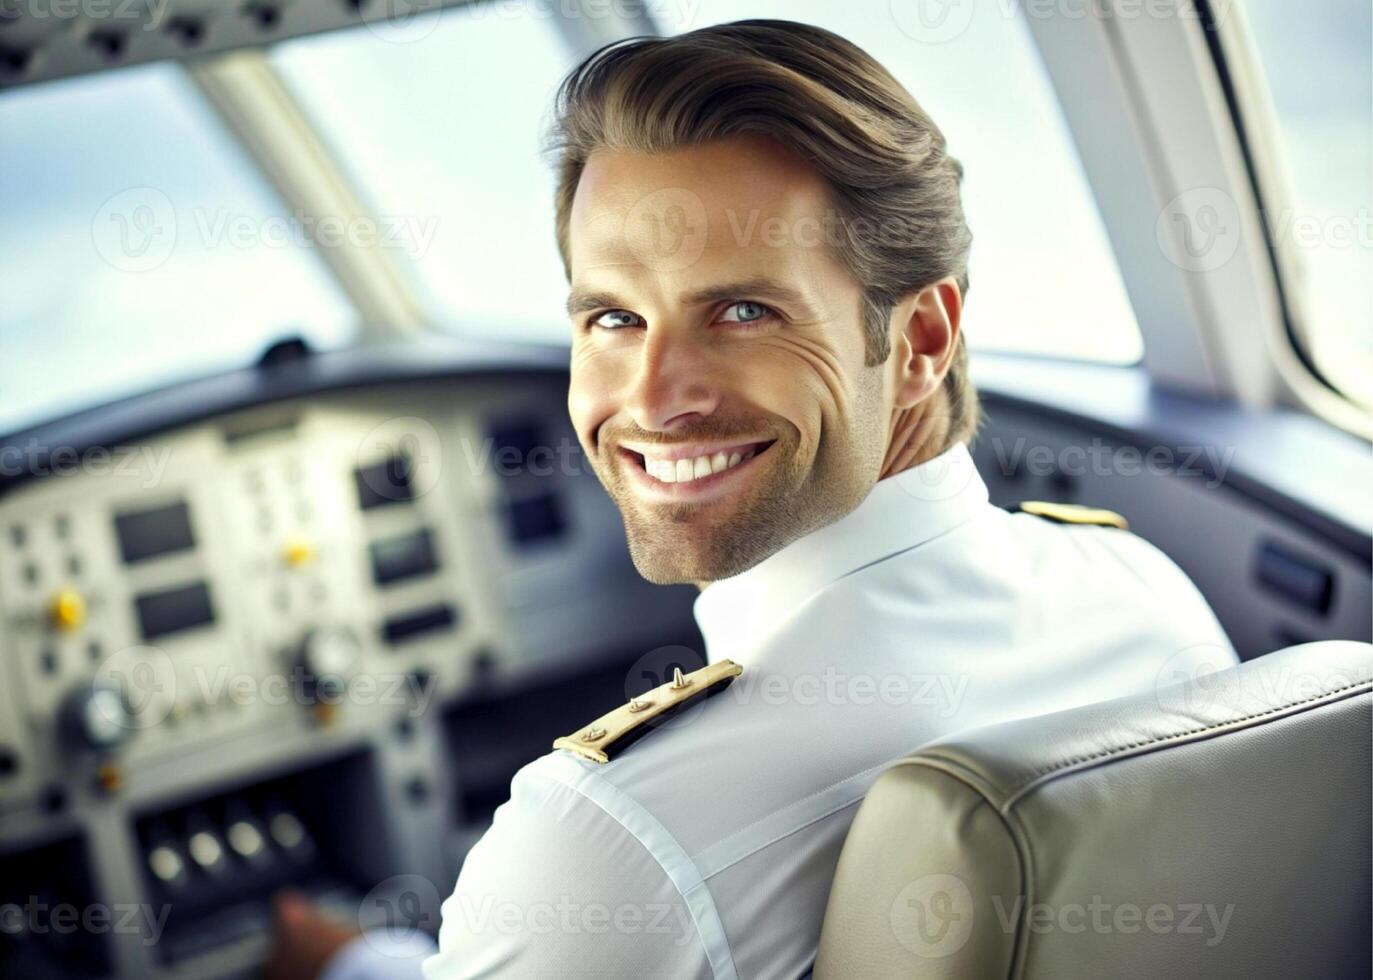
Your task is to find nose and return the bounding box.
[624,326,721,432]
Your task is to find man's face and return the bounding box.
[566,135,890,584]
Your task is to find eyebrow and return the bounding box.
[565,277,816,317]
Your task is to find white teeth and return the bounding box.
[640,446,761,485]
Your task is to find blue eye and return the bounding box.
[592,310,644,329]
[719,301,771,324]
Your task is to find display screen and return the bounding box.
[382,603,456,645]
[505,491,567,545]
[369,528,438,586]
[355,455,414,509]
[114,501,195,564]
[135,581,214,640]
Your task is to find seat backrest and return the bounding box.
[815,641,1372,979]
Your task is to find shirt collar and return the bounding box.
[693,441,989,666]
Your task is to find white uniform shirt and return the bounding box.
[336,442,1235,980]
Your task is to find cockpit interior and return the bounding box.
[0,1,1368,978]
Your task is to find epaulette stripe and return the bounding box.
[553,660,743,764]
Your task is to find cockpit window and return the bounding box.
[1241,0,1372,410]
[273,1,1143,365]
[654,0,1143,365]
[270,4,576,345]
[0,63,359,435]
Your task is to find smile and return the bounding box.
[617,439,776,497]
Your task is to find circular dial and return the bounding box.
[62,685,132,752]
[296,625,362,699]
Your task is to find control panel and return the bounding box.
[0,372,701,978]
[0,392,504,807]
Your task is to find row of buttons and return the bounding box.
[10,515,79,588]
[146,809,313,888]
[244,460,315,537]
[9,513,73,548]
[14,552,85,589]
[38,638,106,677]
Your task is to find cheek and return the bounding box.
[749,335,860,435]
[568,347,623,450]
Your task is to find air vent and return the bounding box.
[1254,540,1334,616]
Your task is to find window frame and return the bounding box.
[1018,0,1368,437]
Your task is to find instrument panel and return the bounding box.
[0,368,700,978]
[1,389,507,794]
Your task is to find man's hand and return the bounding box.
[262,891,360,980]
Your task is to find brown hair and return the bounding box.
[547,19,980,445]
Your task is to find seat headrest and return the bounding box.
[815,641,1372,979]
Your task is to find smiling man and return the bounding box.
[564,133,906,587]
[293,19,1234,980]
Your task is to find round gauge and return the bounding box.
[297,625,362,698]
[63,685,132,752]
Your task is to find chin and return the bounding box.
[626,537,723,585]
[624,514,792,585]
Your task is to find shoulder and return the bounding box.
[429,745,719,979]
[427,663,765,978]
[1007,499,1235,655]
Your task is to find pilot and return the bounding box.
[265,19,1236,980]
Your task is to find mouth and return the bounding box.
[616,438,777,500]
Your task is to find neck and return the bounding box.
[880,399,951,480]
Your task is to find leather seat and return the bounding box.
[815,641,1372,979]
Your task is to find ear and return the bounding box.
[888,276,963,411]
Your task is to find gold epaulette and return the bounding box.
[1019,500,1129,530]
[553,660,743,764]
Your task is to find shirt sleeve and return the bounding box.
[323,930,434,980]
[422,754,715,980]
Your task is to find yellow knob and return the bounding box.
[282,536,315,568]
[97,761,123,794]
[49,589,86,631]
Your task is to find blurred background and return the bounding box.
[2,0,1369,434]
[0,1,1368,977]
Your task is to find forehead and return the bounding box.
[567,135,850,291]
